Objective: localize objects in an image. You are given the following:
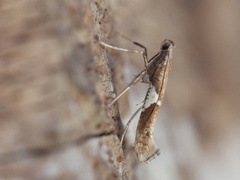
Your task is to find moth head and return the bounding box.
[161,39,175,51]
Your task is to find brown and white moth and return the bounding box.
[99,37,175,162]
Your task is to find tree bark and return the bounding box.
[0,0,132,179]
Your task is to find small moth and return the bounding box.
[99,36,175,162]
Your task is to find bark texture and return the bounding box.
[0,0,132,179]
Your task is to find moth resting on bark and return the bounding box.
[99,37,175,162]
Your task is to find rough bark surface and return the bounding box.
[0,0,132,179]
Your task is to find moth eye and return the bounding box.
[161,39,175,50]
[161,44,170,50]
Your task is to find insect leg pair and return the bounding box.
[99,32,149,106]
[98,34,149,143]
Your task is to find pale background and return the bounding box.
[110,0,240,180]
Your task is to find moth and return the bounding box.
[99,35,175,162]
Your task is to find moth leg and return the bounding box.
[120,106,142,145]
[97,34,149,105]
[98,31,149,67]
[108,70,147,107]
[99,41,143,54]
[115,31,149,67]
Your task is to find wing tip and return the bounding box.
[135,142,160,163]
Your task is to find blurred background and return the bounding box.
[111,0,240,179]
[0,0,239,179]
